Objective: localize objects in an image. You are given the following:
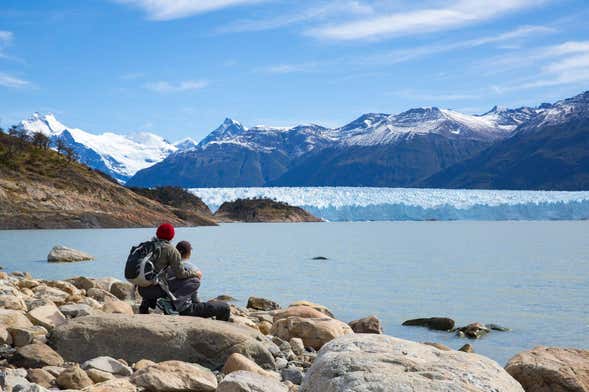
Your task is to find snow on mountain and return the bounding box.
[516,91,589,133]
[19,113,178,182]
[174,137,199,151]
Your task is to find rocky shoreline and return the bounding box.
[0,271,587,391]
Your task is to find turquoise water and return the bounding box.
[1,221,588,365]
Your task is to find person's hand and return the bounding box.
[196,270,203,279]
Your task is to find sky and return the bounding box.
[0,0,588,142]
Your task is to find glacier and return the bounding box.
[189,187,589,221]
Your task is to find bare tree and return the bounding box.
[31,132,50,150]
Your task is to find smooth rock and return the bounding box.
[9,326,48,347]
[289,301,334,318]
[86,288,117,303]
[85,368,115,383]
[50,313,275,369]
[109,282,134,301]
[289,338,305,356]
[130,360,217,392]
[505,346,589,392]
[26,368,55,388]
[0,325,13,345]
[348,315,383,334]
[281,367,303,385]
[132,359,156,371]
[56,365,94,390]
[59,304,94,318]
[300,334,524,392]
[40,366,65,377]
[31,286,69,306]
[94,278,121,292]
[274,306,328,322]
[0,295,27,311]
[217,370,288,392]
[247,297,281,311]
[47,246,94,263]
[45,281,81,296]
[222,353,275,378]
[27,303,66,330]
[402,317,455,331]
[459,344,474,353]
[67,277,96,291]
[101,299,133,315]
[11,344,64,368]
[271,317,353,350]
[82,378,137,392]
[0,309,34,329]
[258,320,272,335]
[82,356,133,377]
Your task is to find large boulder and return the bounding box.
[289,301,334,317]
[83,378,137,392]
[402,317,455,331]
[271,316,353,350]
[247,297,280,311]
[50,313,275,369]
[47,246,94,262]
[505,346,589,392]
[301,334,524,392]
[217,371,288,392]
[130,360,217,392]
[273,306,327,322]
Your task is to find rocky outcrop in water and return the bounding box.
[214,198,322,223]
[47,246,94,263]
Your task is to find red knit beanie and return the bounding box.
[156,223,175,241]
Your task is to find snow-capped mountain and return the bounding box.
[128,103,538,188]
[18,113,186,182]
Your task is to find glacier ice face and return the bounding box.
[189,187,589,221]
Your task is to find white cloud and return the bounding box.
[144,80,208,93]
[260,63,320,74]
[218,1,373,34]
[115,0,264,20]
[0,73,30,88]
[0,31,13,46]
[308,0,545,41]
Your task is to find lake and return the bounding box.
[1,221,588,365]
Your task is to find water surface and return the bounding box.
[1,221,587,365]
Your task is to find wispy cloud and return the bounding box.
[491,40,589,92]
[308,0,546,41]
[218,1,373,34]
[0,72,31,89]
[259,62,321,74]
[144,80,208,93]
[114,0,265,21]
[0,31,13,46]
[121,72,145,80]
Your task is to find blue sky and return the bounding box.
[1,0,588,141]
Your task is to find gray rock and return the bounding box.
[402,317,455,331]
[1,368,31,391]
[59,304,94,318]
[47,246,94,263]
[281,367,303,385]
[13,384,50,392]
[275,357,288,370]
[82,356,133,376]
[50,313,274,370]
[247,297,281,311]
[300,334,524,392]
[217,370,288,392]
[109,281,135,301]
[349,315,383,334]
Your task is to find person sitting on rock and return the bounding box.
[167,240,231,322]
[138,223,200,314]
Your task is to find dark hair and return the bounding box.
[176,241,192,257]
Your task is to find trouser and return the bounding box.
[179,300,231,321]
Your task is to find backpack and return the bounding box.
[124,240,162,287]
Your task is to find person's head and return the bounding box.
[156,223,175,241]
[176,240,192,259]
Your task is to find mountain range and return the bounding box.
[17,90,589,190]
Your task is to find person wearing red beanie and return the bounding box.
[156,223,175,241]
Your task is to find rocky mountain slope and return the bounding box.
[421,91,589,190]
[128,106,533,188]
[0,132,215,229]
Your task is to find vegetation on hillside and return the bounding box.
[214,197,321,223]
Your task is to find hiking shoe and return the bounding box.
[156,298,179,315]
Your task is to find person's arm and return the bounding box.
[168,248,198,279]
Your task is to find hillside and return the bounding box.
[0,132,216,229]
[214,198,322,223]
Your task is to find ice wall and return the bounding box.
[190,187,589,221]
